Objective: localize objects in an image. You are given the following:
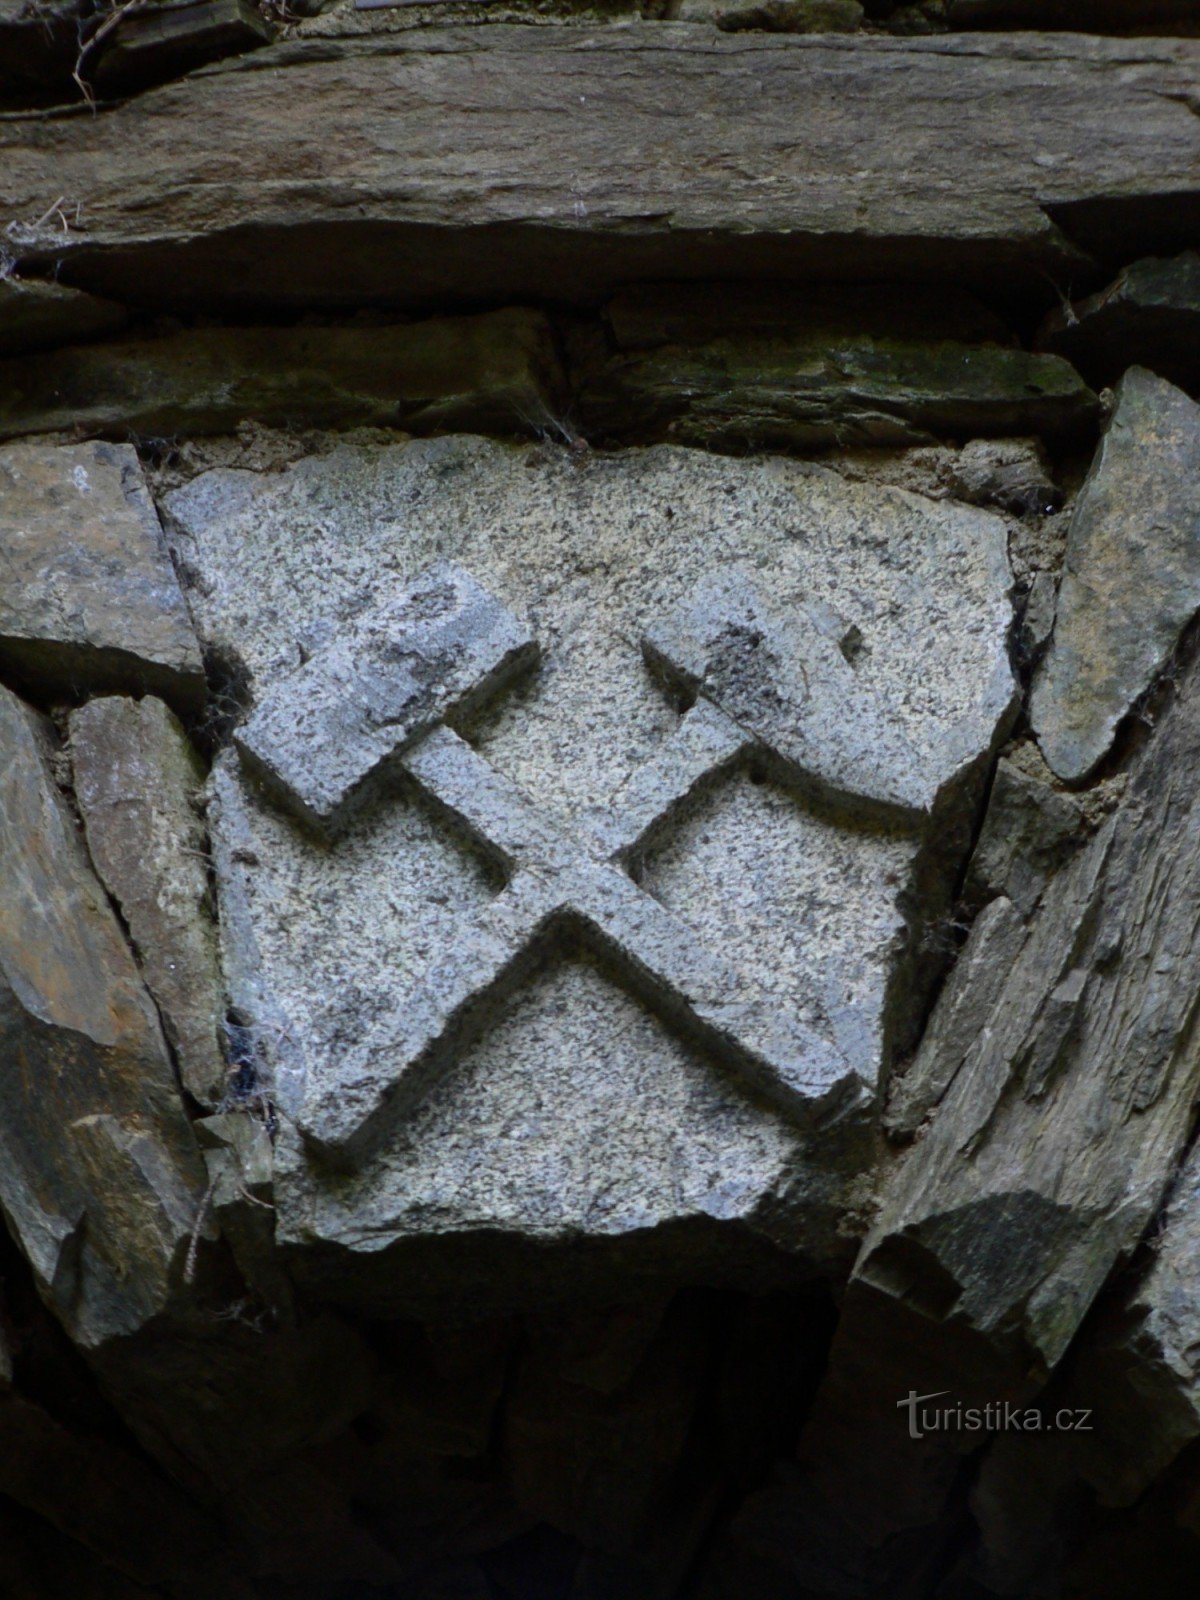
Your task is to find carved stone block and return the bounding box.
[165,436,1016,1308]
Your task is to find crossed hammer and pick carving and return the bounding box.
[236,562,940,1168]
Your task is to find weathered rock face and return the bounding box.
[162,436,1014,1304]
[775,633,1200,1588]
[5,6,1200,1595]
[0,683,207,1351]
[964,751,1090,918]
[875,643,1200,1374]
[0,311,566,443]
[577,285,1097,449]
[0,440,205,709]
[70,695,227,1107]
[1031,367,1200,783]
[677,0,864,29]
[1,29,1197,308]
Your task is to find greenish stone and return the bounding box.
[578,306,1098,450]
[0,310,565,442]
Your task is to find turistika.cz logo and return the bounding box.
[897,1390,1094,1441]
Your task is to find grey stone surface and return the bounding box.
[237,562,538,832]
[762,643,1200,1589]
[965,753,1089,918]
[645,565,954,823]
[1032,368,1200,783]
[797,636,1200,1573]
[0,440,205,709]
[861,676,1200,1374]
[165,437,1015,1284]
[70,695,227,1106]
[947,437,1061,518]
[295,716,850,1165]
[883,893,1027,1137]
[1017,569,1057,662]
[0,683,207,1351]
[195,1111,292,1314]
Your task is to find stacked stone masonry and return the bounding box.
[1,3,1199,1597]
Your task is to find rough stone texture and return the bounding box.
[164,436,1013,1301]
[946,436,1061,517]
[1032,368,1200,783]
[0,277,126,357]
[870,651,1200,1374]
[1,29,1198,308]
[957,1131,1200,1597]
[883,894,1027,1138]
[1016,569,1058,663]
[0,311,565,442]
[194,1111,291,1314]
[0,440,205,709]
[819,436,1063,522]
[70,696,227,1107]
[91,0,275,98]
[964,753,1090,918]
[782,637,1200,1585]
[1038,250,1200,392]
[675,0,864,29]
[644,564,1008,823]
[236,561,539,832]
[577,295,1097,449]
[9,9,1200,1585]
[0,683,208,1351]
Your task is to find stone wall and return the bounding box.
[1,2,1199,1595]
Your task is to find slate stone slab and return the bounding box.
[1,30,1197,309]
[578,285,1098,450]
[0,310,565,442]
[71,695,227,1106]
[0,440,205,708]
[91,0,275,98]
[0,683,207,1351]
[1032,367,1200,783]
[964,754,1089,918]
[788,636,1200,1580]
